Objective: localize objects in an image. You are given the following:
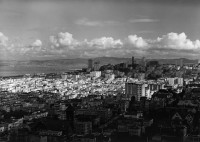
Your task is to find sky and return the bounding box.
[0,0,200,60]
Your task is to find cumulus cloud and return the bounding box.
[18,39,43,55]
[49,32,123,50]
[49,32,79,49]
[127,35,148,48]
[88,37,123,49]
[48,33,124,58]
[0,32,8,47]
[1,31,200,60]
[47,32,200,59]
[153,32,200,50]
[31,39,42,47]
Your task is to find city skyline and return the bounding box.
[1,1,200,141]
[0,0,200,60]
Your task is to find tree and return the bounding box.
[147,61,159,67]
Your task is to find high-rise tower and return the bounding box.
[88,59,93,70]
[94,61,100,71]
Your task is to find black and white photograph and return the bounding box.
[0,0,200,142]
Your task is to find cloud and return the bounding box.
[75,18,118,27]
[49,32,79,49]
[0,32,9,47]
[18,39,43,55]
[46,32,200,59]
[48,33,124,58]
[88,37,123,49]
[153,32,200,50]
[129,18,159,23]
[1,31,200,60]
[31,39,42,47]
[127,35,148,48]
[140,32,200,59]
[126,32,200,58]
[49,32,123,50]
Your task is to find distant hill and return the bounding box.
[0,57,198,70]
[93,57,130,65]
[148,58,198,65]
[0,57,131,71]
[25,57,130,69]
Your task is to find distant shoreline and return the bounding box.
[0,69,81,78]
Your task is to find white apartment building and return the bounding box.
[125,83,147,101]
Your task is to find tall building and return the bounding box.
[88,59,93,70]
[53,102,60,115]
[59,101,67,120]
[125,83,147,101]
[93,61,100,71]
[179,59,183,67]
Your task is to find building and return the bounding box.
[145,83,165,99]
[117,116,152,137]
[53,102,60,115]
[8,128,30,142]
[177,78,184,86]
[75,121,92,135]
[61,73,68,80]
[75,114,100,127]
[58,101,67,120]
[90,71,101,78]
[88,59,93,70]
[93,61,100,71]
[167,77,184,86]
[167,78,176,86]
[105,74,115,83]
[125,83,147,101]
[30,120,70,142]
[119,62,128,68]
[72,135,96,142]
[75,108,112,123]
[72,75,80,81]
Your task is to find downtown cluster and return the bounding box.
[0,57,200,142]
